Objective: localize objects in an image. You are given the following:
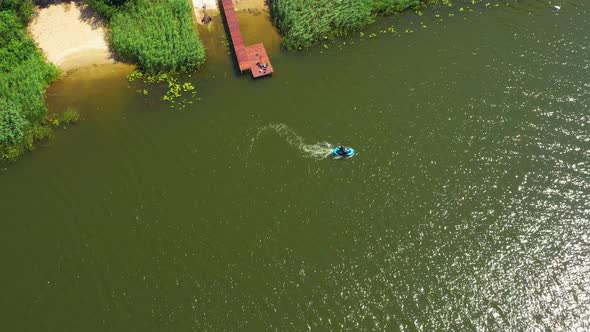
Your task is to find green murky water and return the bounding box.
[1,1,589,330]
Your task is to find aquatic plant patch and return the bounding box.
[127,71,198,109]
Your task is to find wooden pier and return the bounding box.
[220,0,273,78]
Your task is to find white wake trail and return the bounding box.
[250,123,333,160]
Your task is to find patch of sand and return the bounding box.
[29,1,115,71]
[192,0,268,25]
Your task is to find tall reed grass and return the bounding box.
[110,0,206,73]
[269,0,426,49]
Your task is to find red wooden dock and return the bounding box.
[220,0,273,78]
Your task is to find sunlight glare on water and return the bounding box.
[0,1,588,330]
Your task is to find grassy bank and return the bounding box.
[86,0,205,73]
[269,0,437,49]
[0,2,61,161]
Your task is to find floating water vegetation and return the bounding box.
[127,71,198,109]
[127,70,143,82]
[47,107,80,129]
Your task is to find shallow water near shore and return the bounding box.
[1,1,590,330]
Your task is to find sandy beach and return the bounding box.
[29,1,115,71]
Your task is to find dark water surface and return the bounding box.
[1,1,589,330]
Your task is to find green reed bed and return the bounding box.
[269,0,450,49]
[0,5,61,161]
[83,0,132,20]
[83,0,206,73]
[110,0,206,73]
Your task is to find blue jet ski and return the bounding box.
[333,146,355,158]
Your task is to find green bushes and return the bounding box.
[110,0,205,73]
[0,10,60,122]
[269,0,426,49]
[0,9,60,161]
[0,50,60,122]
[0,0,34,24]
[0,98,28,146]
[0,11,36,72]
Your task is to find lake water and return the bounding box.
[1,1,589,330]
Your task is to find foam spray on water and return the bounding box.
[249,123,333,160]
